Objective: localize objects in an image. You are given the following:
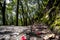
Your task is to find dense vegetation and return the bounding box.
[0,0,60,33]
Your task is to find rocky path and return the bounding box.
[0,25,60,40]
[0,26,28,40]
[26,24,60,40]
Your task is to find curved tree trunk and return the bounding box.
[43,0,55,13]
[48,0,60,25]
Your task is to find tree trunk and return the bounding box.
[16,0,19,26]
[25,0,29,26]
[0,2,2,7]
[43,0,55,14]
[2,0,6,25]
[20,1,25,26]
[46,0,55,9]
[48,0,60,25]
[37,0,40,20]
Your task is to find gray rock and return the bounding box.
[3,35,10,40]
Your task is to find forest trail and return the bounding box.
[0,24,60,40]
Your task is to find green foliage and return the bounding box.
[0,0,60,33]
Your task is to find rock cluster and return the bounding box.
[0,26,28,40]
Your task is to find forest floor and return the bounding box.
[0,24,60,40]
